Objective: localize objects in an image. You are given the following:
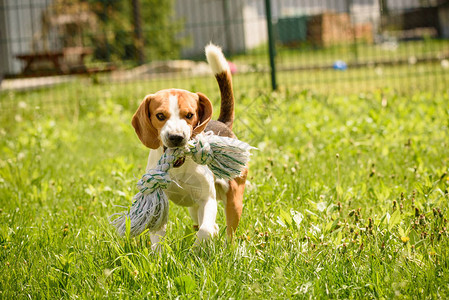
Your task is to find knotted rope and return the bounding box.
[111,132,254,237]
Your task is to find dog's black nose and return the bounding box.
[168,134,185,145]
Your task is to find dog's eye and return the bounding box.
[186,113,194,119]
[156,113,166,121]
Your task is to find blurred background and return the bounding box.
[1,0,448,113]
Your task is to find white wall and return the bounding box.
[243,4,267,49]
[176,0,247,57]
[0,0,54,75]
[0,0,8,76]
[175,0,271,58]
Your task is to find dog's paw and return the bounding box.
[195,224,219,244]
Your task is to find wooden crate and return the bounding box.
[307,12,373,46]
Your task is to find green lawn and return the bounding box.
[232,39,449,68]
[1,75,449,298]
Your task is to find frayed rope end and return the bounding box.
[110,189,169,237]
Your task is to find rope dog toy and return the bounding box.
[111,132,254,237]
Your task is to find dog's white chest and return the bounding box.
[165,158,215,206]
[146,148,216,207]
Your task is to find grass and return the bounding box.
[1,60,447,125]
[1,73,449,298]
[232,39,449,68]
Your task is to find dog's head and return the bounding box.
[132,89,213,149]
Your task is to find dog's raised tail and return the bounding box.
[205,43,234,129]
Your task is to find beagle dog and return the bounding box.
[131,44,248,247]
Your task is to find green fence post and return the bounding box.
[346,0,358,64]
[132,0,145,65]
[264,0,277,91]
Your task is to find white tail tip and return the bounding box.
[205,43,229,75]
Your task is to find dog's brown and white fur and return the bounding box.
[131,44,247,247]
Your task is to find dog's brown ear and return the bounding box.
[132,94,160,149]
[193,92,213,135]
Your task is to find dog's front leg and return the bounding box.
[150,224,167,252]
[195,197,219,244]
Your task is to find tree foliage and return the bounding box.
[87,0,183,63]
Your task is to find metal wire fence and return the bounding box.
[1,0,449,118]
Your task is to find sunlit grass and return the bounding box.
[1,75,449,297]
[232,39,449,67]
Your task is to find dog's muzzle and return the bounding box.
[165,134,187,148]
